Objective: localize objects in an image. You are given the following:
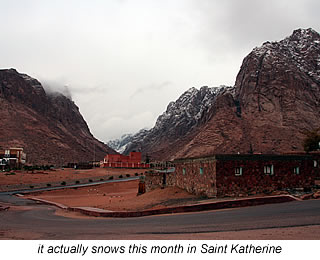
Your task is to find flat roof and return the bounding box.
[173,153,314,163]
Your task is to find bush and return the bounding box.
[61,181,66,186]
[135,173,139,176]
[108,176,114,180]
[75,180,80,184]
[89,179,93,183]
[126,174,130,177]
[118,175,123,179]
[100,178,104,181]
[47,183,51,187]
[30,185,34,189]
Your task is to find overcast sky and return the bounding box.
[1,0,319,142]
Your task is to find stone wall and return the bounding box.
[145,171,175,192]
[174,156,217,197]
[215,155,317,197]
[173,154,319,198]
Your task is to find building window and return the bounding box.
[235,167,243,176]
[314,160,318,168]
[4,150,10,158]
[294,166,300,175]
[200,167,204,175]
[182,168,186,175]
[264,165,274,175]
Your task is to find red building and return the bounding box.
[101,152,150,168]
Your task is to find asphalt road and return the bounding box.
[0,176,139,195]
[1,193,320,239]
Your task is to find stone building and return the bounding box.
[146,154,320,198]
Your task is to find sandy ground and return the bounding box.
[24,180,198,211]
[0,167,143,186]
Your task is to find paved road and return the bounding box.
[0,176,139,195]
[1,193,320,239]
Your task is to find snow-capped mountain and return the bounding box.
[175,28,320,159]
[107,134,133,153]
[123,85,227,158]
[111,28,320,161]
[107,128,149,154]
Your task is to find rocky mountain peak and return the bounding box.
[236,27,320,101]
[154,85,222,132]
[121,85,226,157]
[288,28,320,43]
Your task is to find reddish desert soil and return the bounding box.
[0,167,143,186]
[23,177,320,212]
[24,180,199,211]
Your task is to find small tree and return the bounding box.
[303,129,320,152]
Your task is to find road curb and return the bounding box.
[28,195,298,218]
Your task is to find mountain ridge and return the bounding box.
[119,28,320,160]
[0,68,115,165]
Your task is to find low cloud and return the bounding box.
[130,81,172,99]
[41,80,72,100]
[90,111,155,141]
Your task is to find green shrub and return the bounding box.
[47,183,51,187]
[126,174,130,177]
[61,181,66,185]
[75,180,80,184]
[108,176,114,180]
[118,175,123,179]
